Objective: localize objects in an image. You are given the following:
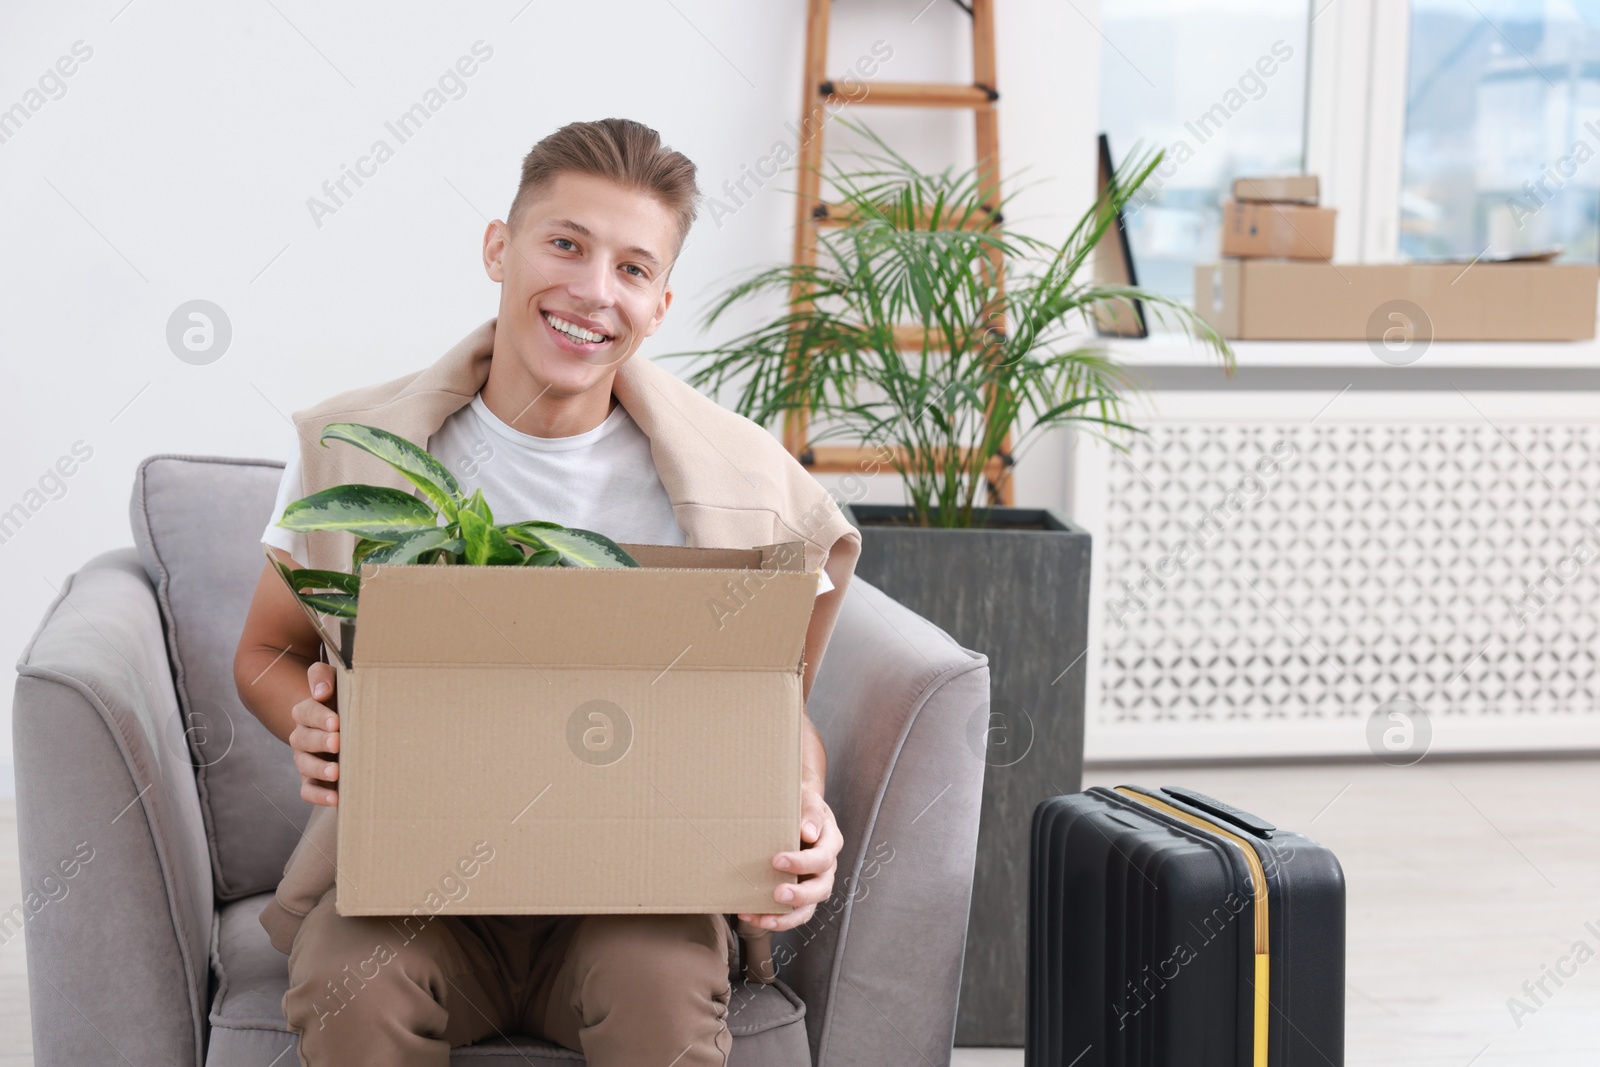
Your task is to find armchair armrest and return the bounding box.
[765,577,990,1067]
[14,548,214,1067]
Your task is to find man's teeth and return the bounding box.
[545,313,608,344]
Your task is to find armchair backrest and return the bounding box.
[130,455,308,901]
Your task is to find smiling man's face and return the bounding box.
[481,171,679,436]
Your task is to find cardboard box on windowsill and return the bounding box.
[268,541,816,917]
[1231,174,1320,204]
[1220,201,1336,260]
[1194,259,1600,342]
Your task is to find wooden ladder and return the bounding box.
[786,0,1015,507]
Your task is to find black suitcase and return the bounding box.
[1028,785,1345,1067]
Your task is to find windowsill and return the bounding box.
[1102,331,1600,370]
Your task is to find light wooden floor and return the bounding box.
[5,757,1599,1065]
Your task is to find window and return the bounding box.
[1400,0,1600,263]
[1098,0,1600,290]
[1097,0,1313,301]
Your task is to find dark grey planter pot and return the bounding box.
[840,502,1091,1048]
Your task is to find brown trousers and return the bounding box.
[281,887,739,1066]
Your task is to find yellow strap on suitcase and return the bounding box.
[1116,788,1271,1067]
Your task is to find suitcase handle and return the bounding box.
[1159,785,1277,837]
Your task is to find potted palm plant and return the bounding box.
[664,122,1234,1045]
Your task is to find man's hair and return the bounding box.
[506,118,700,259]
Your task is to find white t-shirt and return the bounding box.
[261,391,833,595]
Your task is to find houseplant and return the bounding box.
[664,122,1235,1045]
[670,119,1234,526]
[274,422,638,621]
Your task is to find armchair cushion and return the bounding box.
[130,454,308,901]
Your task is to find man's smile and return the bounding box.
[541,309,614,354]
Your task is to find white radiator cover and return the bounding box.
[1074,390,1600,760]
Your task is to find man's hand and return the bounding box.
[738,782,843,932]
[290,661,341,807]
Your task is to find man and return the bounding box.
[232,118,860,1067]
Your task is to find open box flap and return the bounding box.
[263,543,351,668]
[614,540,807,573]
[350,541,817,670]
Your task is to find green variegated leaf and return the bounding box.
[298,592,359,618]
[503,523,638,568]
[352,537,391,565]
[320,423,462,520]
[457,508,490,564]
[499,523,552,552]
[285,567,361,596]
[361,527,458,566]
[277,484,440,539]
[272,559,362,619]
[458,508,524,566]
[463,487,494,524]
[522,547,561,566]
[425,537,466,564]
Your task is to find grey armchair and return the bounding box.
[13,454,991,1066]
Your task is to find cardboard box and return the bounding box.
[272,541,817,916]
[1232,175,1320,204]
[1194,260,1600,341]
[1220,201,1336,260]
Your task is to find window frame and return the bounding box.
[1305,0,1412,264]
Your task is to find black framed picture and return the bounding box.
[1091,133,1149,339]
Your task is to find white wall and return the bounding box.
[0,0,1103,790]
